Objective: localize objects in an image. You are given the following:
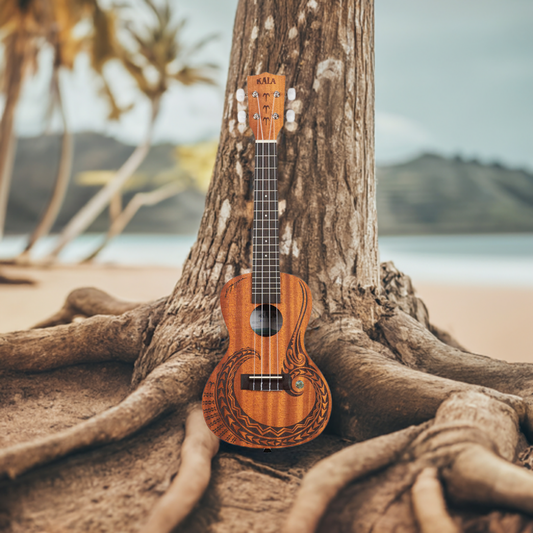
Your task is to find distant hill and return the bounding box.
[6,133,205,235]
[5,133,533,235]
[377,153,533,234]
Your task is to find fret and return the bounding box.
[252,140,281,303]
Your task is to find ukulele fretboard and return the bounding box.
[252,141,280,304]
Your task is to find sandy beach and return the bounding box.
[0,264,531,364]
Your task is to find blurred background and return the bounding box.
[0,0,532,359]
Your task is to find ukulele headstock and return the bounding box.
[236,73,296,139]
[247,73,285,141]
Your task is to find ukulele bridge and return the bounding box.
[241,373,291,391]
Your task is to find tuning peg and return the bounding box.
[286,110,295,123]
[287,88,296,101]
[237,110,247,123]
[236,89,245,102]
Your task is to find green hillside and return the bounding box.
[377,153,533,234]
[5,134,533,235]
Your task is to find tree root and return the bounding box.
[139,403,219,533]
[412,468,459,533]
[0,299,166,372]
[379,261,467,350]
[0,358,187,479]
[33,287,148,328]
[284,424,426,533]
[2,269,533,531]
[306,315,531,441]
[0,270,35,285]
[313,390,533,532]
[379,309,533,400]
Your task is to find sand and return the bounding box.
[1,264,532,363]
[0,264,181,333]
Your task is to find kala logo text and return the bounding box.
[256,77,277,85]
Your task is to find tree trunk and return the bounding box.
[17,69,74,262]
[41,97,161,263]
[176,0,377,314]
[0,32,25,241]
[2,1,533,532]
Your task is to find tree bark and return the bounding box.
[131,0,378,386]
[177,0,377,312]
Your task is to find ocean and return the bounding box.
[1,233,532,288]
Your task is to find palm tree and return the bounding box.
[43,0,218,263]
[0,0,51,240]
[15,0,132,262]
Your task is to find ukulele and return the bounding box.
[202,73,332,449]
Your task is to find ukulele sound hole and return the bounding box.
[250,304,283,337]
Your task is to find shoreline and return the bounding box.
[1,264,531,364]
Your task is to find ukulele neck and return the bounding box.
[252,140,280,304]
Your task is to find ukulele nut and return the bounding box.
[295,380,304,390]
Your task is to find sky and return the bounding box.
[9,0,533,170]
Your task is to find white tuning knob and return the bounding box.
[286,110,295,123]
[236,89,245,102]
[287,88,296,101]
[237,110,246,123]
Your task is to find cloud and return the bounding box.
[375,112,437,164]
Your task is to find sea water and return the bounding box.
[1,233,532,288]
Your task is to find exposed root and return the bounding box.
[380,261,430,327]
[283,424,426,533]
[429,323,467,352]
[412,467,459,533]
[315,390,533,532]
[306,316,530,441]
[0,358,185,478]
[444,445,533,515]
[140,403,219,533]
[380,261,467,350]
[33,287,147,328]
[379,309,533,400]
[0,271,35,285]
[0,299,166,372]
[411,391,533,521]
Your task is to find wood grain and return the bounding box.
[202,272,332,448]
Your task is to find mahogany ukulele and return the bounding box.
[202,73,332,449]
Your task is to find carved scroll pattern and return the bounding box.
[207,281,330,447]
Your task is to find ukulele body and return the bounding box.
[202,272,332,448]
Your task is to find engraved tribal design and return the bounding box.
[203,282,330,448]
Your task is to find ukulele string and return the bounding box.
[270,95,279,383]
[268,95,274,391]
[256,95,265,391]
[268,137,272,391]
[253,139,257,390]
